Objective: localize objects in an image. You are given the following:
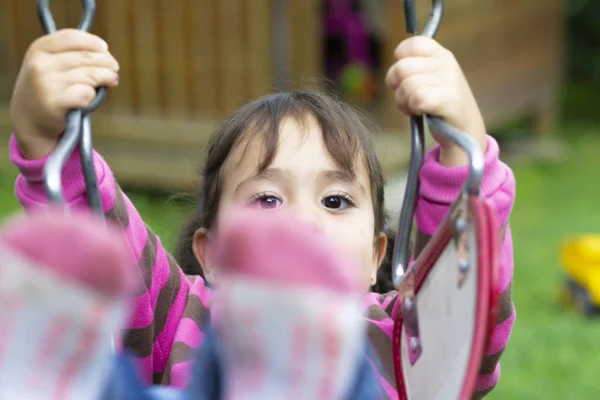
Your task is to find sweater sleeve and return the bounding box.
[415,135,516,398]
[8,134,206,385]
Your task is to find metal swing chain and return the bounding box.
[37,0,117,353]
[37,0,106,218]
[391,0,485,287]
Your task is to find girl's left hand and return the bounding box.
[385,36,487,167]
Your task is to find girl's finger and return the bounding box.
[53,51,119,72]
[394,36,447,60]
[393,90,413,117]
[407,85,447,117]
[60,83,98,110]
[393,79,436,117]
[398,73,439,106]
[393,86,408,113]
[385,57,440,89]
[35,29,108,54]
[62,67,119,89]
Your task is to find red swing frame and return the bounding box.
[392,195,501,399]
[388,3,502,397]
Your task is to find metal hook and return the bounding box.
[403,0,444,37]
[391,0,484,287]
[37,0,106,216]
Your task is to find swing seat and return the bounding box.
[389,1,503,394]
[393,195,501,400]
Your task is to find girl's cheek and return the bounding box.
[339,232,373,274]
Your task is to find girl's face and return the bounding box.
[195,116,387,291]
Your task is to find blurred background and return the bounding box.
[0,0,599,398]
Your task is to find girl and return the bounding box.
[8,28,516,399]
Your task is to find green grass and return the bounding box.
[0,170,195,251]
[1,124,600,398]
[488,126,600,399]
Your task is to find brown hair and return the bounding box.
[175,90,396,293]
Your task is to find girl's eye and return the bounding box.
[322,195,354,210]
[250,193,282,209]
[260,196,281,209]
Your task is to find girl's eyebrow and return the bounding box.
[320,170,366,195]
[234,168,290,194]
[234,168,366,195]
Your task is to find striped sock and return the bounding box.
[0,208,138,400]
[207,208,370,400]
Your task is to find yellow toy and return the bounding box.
[559,235,600,316]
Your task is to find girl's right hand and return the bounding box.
[10,29,120,159]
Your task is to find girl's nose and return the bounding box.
[291,202,324,233]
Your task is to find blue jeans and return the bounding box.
[102,329,384,400]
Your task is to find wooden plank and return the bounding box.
[189,0,218,116]
[382,0,408,69]
[90,1,109,41]
[432,0,545,48]
[239,0,251,100]
[1,0,56,105]
[380,0,564,132]
[90,114,217,148]
[63,0,81,28]
[286,0,302,88]
[154,0,167,114]
[132,0,161,115]
[460,41,560,98]
[0,0,566,192]
[478,72,555,119]
[305,0,324,88]
[218,0,245,114]
[212,1,224,114]
[437,1,557,74]
[270,0,291,91]
[0,106,216,148]
[180,0,196,116]
[445,4,561,66]
[93,140,202,191]
[103,0,136,115]
[9,1,45,65]
[245,0,271,98]
[160,0,189,118]
[286,0,322,89]
[381,0,552,72]
[0,0,13,102]
[381,0,408,129]
[90,0,114,112]
[0,107,418,191]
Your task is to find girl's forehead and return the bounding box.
[223,118,371,186]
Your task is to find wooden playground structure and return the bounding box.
[0,0,565,191]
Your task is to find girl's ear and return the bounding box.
[192,227,218,284]
[373,231,388,273]
[370,269,378,286]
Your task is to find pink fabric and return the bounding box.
[415,136,516,392]
[213,208,364,293]
[474,363,501,392]
[0,208,134,296]
[9,132,516,395]
[486,312,516,356]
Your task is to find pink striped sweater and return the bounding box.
[9,134,515,399]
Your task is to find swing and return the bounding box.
[391,1,501,399]
[37,0,119,351]
[38,0,106,218]
[32,0,502,398]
